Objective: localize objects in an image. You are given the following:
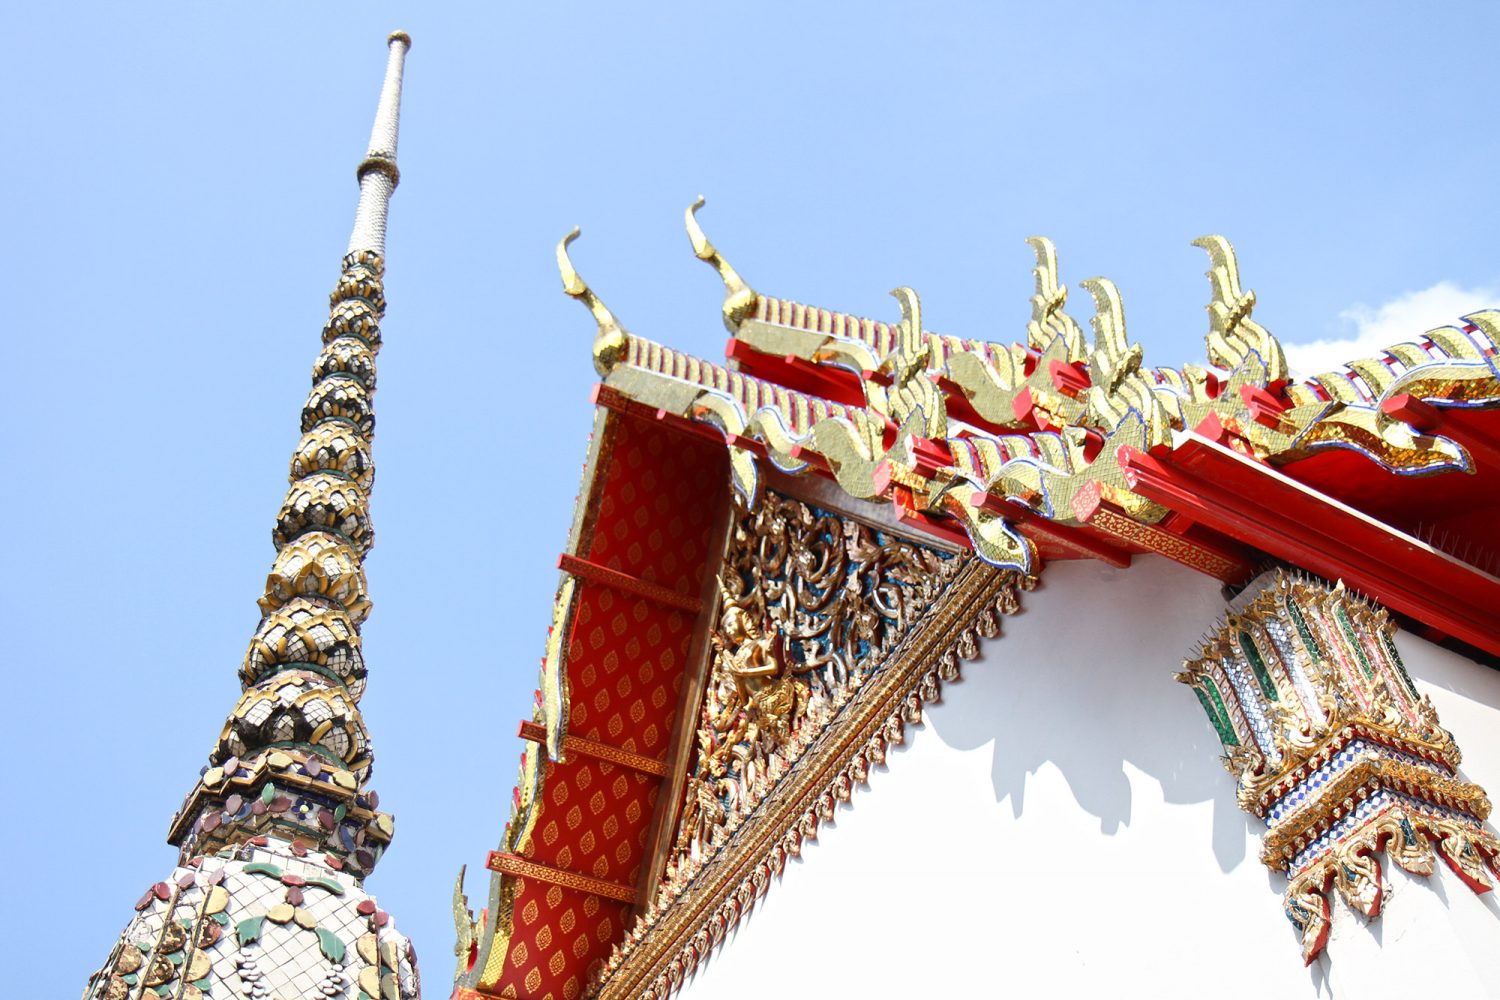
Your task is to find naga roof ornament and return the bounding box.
[686,196,756,332]
[82,32,422,1000]
[559,227,630,377]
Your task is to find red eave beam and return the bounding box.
[967,491,1133,568]
[725,338,867,408]
[1382,394,1500,473]
[485,852,638,905]
[516,720,668,778]
[1118,434,1500,657]
[558,552,703,616]
[1070,480,1255,583]
[726,432,768,458]
[590,383,728,448]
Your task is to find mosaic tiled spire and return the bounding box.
[82,33,422,1000]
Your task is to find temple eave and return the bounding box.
[567,237,1500,659]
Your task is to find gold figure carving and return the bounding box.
[668,491,960,874]
[598,559,1033,1000]
[709,577,807,745]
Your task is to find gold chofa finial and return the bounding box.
[1024,236,1087,361]
[1078,277,1130,367]
[1192,234,1288,382]
[557,228,629,377]
[686,196,757,332]
[889,285,926,364]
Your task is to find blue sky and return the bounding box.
[5,3,1498,994]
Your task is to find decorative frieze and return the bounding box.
[1179,572,1500,963]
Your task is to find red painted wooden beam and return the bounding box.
[968,491,1132,568]
[1382,394,1500,472]
[558,553,703,615]
[485,852,637,904]
[890,489,974,550]
[788,444,833,475]
[590,382,633,413]
[725,432,768,458]
[1118,434,1500,657]
[1048,359,1090,397]
[909,435,955,479]
[588,383,727,448]
[1240,383,1293,431]
[516,720,668,778]
[652,406,733,446]
[1010,387,1049,432]
[1070,480,1254,582]
[725,338,867,407]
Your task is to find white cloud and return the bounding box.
[1283,281,1498,378]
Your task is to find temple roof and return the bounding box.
[451,200,1500,1000]
[576,202,1500,655]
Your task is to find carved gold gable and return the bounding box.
[594,487,1033,998]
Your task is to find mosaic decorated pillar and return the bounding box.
[80,33,422,1000]
[1178,571,1500,963]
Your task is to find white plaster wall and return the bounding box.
[676,556,1500,1000]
